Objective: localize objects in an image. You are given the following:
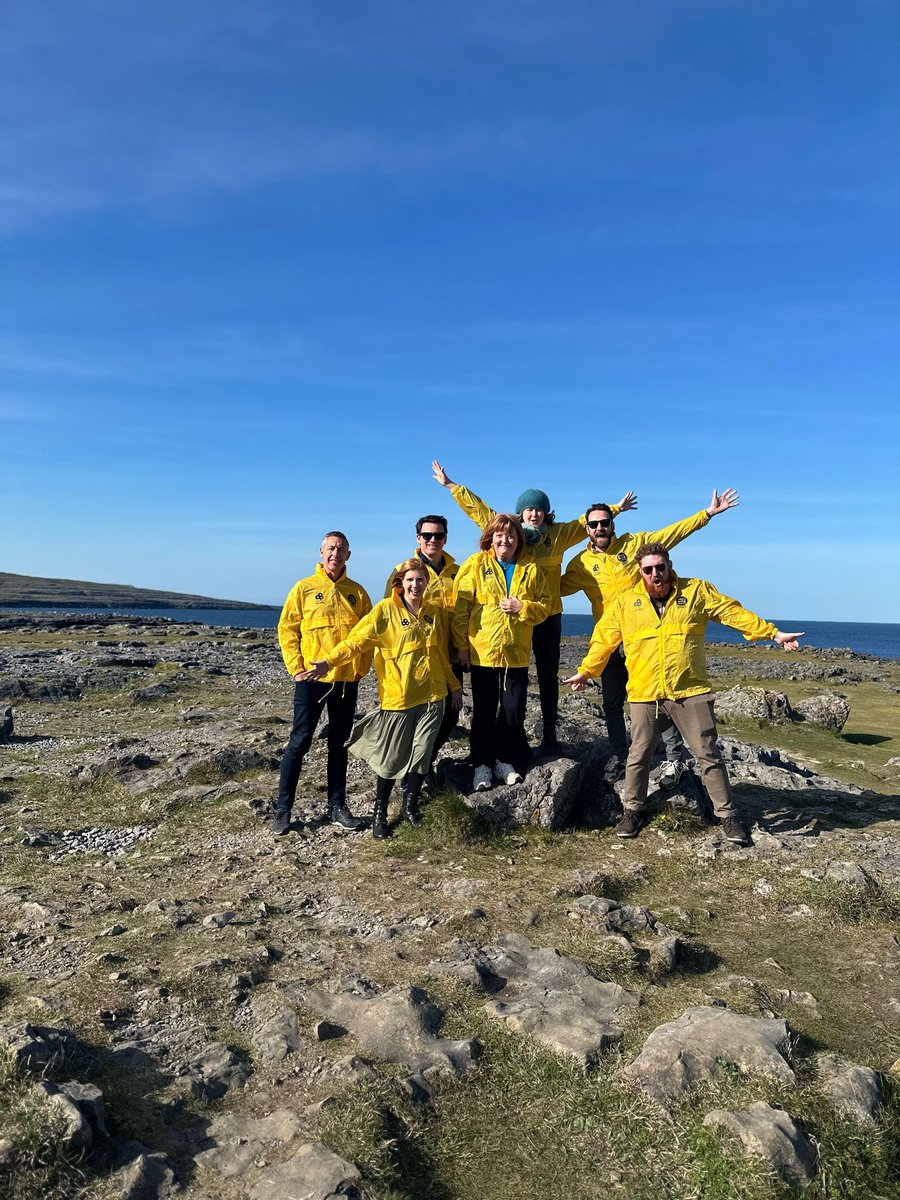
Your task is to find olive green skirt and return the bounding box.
[346,699,444,780]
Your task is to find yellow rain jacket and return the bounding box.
[577,574,779,702]
[452,550,551,668]
[450,484,619,616]
[383,551,460,608]
[277,565,373,682]
[323,592,459,711]
[561,510,712,620]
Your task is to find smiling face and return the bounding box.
[492,527,519,562]
[586,506,615,551]
[520,506,546,528]
[320,535,350,580]
[401,568,427,606]
[416,521,447,563]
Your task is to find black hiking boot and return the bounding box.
[372,777,393,840]
[328,803,364,832]
[615,810,646,839]
[271,808,292,836]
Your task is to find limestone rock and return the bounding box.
[704,1101,816,1187]
[176,1041,251,1099]
[249,1141,362,1200]
[32,1080,106,1151]
[0,705,12,742]
[824,860,869,886]
[714,686,794,722]
[109,1147,179,1199]
[619,1006,794,1105]
[196,1109,302,1179]
[0,1023,86,1072]
[431,932,640,1066]
[794,693,850,731]
[303,984,478,1076]
[816,1054,884,1123]
[251,1009,303,1064]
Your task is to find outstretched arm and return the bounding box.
[707,487,739,517]
[432,460,457,489]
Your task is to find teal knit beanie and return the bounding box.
[515,488,550,514]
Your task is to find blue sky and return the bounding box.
[2,1,898,621]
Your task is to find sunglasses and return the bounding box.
[419,531,446,541]
[640,564,668,575]
[586,518,612,529]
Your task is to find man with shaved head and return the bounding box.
[273,532,373,836]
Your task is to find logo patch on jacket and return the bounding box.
[633,599,642,607]
[485,568,494,577]
[315,592,324,601]
[592,564,599,573]
[676,596,688,606]
[424,615,433,625]
[617,553,628,563]
[401,618,410,627]
[347,594,357,605]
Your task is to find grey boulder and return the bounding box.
[303,984,478,1076]
[619,1005,794,1106]
[816,1054,884,1124]
[704,1101,816,1187]
[432,932,640,1066]
[249,1141,363,1200]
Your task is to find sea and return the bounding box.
[3,606,900,660]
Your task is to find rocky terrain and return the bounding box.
[0,613,898,1199]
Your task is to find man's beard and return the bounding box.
[644,577,672,600]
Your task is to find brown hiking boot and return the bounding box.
[615,810,645,839]
[722,816,751,846]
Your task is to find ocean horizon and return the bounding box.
[3,605,899,660]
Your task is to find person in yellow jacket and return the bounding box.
[384,513,463,774]
[452,513,551,791]
[433,459,634,756]
[274,531,373,836]
[561,489,740,784]
[301,559,461,839]
[564,542,804,846]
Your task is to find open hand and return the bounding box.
[775,631,804,651]
[708,487,739,517]
[617,490,638,512]
[432,459,455,488]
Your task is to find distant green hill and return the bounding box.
[0,572,277,610]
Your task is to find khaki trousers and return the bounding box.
[624,693,736,818]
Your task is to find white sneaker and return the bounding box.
[494,761,523,786]
[473,765,492,791]
[656,760,684,789]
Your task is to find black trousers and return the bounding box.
[532,612,562,742]
[429,662,465,765]
[469,665,530,773]
[277,679,358,812]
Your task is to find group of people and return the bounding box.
[273,463,803,845]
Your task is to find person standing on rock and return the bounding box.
[561,489,740,785]
[300,559,462,839]
[564,542,804,846]
[432,459,635,757]
[452,513,550,790]
[273,532,373,836]
[384,513,463,776]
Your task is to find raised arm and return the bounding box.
[702,582,803,648]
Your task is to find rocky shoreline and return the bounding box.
[0,613,898,1199]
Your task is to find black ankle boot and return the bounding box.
[372,776,394,840]
[401,773,424,827]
